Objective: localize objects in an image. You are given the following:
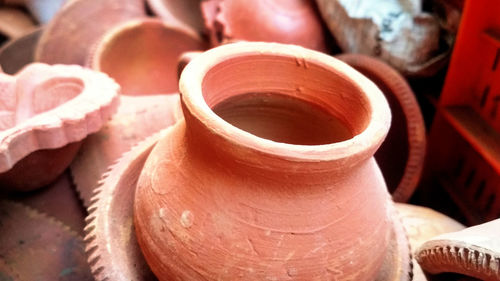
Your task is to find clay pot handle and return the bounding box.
[416,219,500,280]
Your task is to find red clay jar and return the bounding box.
[87,19,207,95]
[134,42,395,280]
[201,0,328,52]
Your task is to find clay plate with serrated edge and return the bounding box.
[0,200,92,280]
[0,63,119,191]
[416,219,500,281]
[35,0,145,65]
[70,94,180,207]
[83,124,412,281]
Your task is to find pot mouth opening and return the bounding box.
[180,42,391,163]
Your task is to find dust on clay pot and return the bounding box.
[87,18,207,95]
[133,42,408,280]
[201,0,328,52]
[0,63,119,191]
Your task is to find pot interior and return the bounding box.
[203,53,371,146]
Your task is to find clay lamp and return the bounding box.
[133,42,410,280]
[0,63,119,191]
[35,0,145,65]
[201,0,328,52]
[87,18,207,95]
[146,0,205,34]
[336,54,426,202]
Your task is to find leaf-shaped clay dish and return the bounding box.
[0,63,120,191]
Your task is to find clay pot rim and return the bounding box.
[0,63,120,172]
[180,42,392,163]
[87,18,202,70]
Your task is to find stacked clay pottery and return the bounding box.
[133,42,410,280]
[0,63,119,191]
[201,0,328,52]
[87,18,207,95]
[336,54,426,202]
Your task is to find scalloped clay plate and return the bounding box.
[83,125,412,281]
[0,63,119,191]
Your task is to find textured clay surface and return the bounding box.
[134,42,397,280]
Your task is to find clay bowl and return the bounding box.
[87,18,207,95]
[146,0,204,34]
[201,0,328,52]
[35,0,145,65]
[0,63,119,191]
[336,54,426,202]
[0,27,42,75]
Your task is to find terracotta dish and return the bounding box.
[35,0,145,65]
[0,63,119,191]
[336,54,426,202]
[87,18,207,95]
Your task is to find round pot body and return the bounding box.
[134,42,394,280]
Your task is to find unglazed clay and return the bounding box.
[201,0,328,52]
[134,42,405,280]
[0,7,36,39]
[147,0,204,33]
[84,129,411,281]
[0,27,42,74]
[0,63,119,191]
[416,219,500,280]
[336,54,426,202]
[0,200,92,280]
[71,94,180,207]
[87,19,207,95]
[35,0,145,65]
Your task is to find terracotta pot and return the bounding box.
[201,0,328,52]
[0,7,36,39]
[134,42,402,280]
[416,219,500,280]
[336,54,426,202]
[0,27,42,75]
[35,0,145,65]
[146,0,204,34]
[87,18,207,95]
[0,63,119,191]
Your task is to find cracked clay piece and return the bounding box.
[35,0,145,65]
[0,200,92,280]
[147,0,204,34]
[87,18,207,95]
[336,54,426,202]
[201,0,328,52]
[133,42,409,280]
[0,63,119,191]
[416,219,500,281]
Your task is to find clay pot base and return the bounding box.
[84,128,412,281]
[71,94,180,207]
[0,200,92,280]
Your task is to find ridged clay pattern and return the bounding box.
[0,63,119,191]
[336,53,426,202]
[0,200,92,280]
[416,219,500,281]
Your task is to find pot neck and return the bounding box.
[179,42,391,177]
